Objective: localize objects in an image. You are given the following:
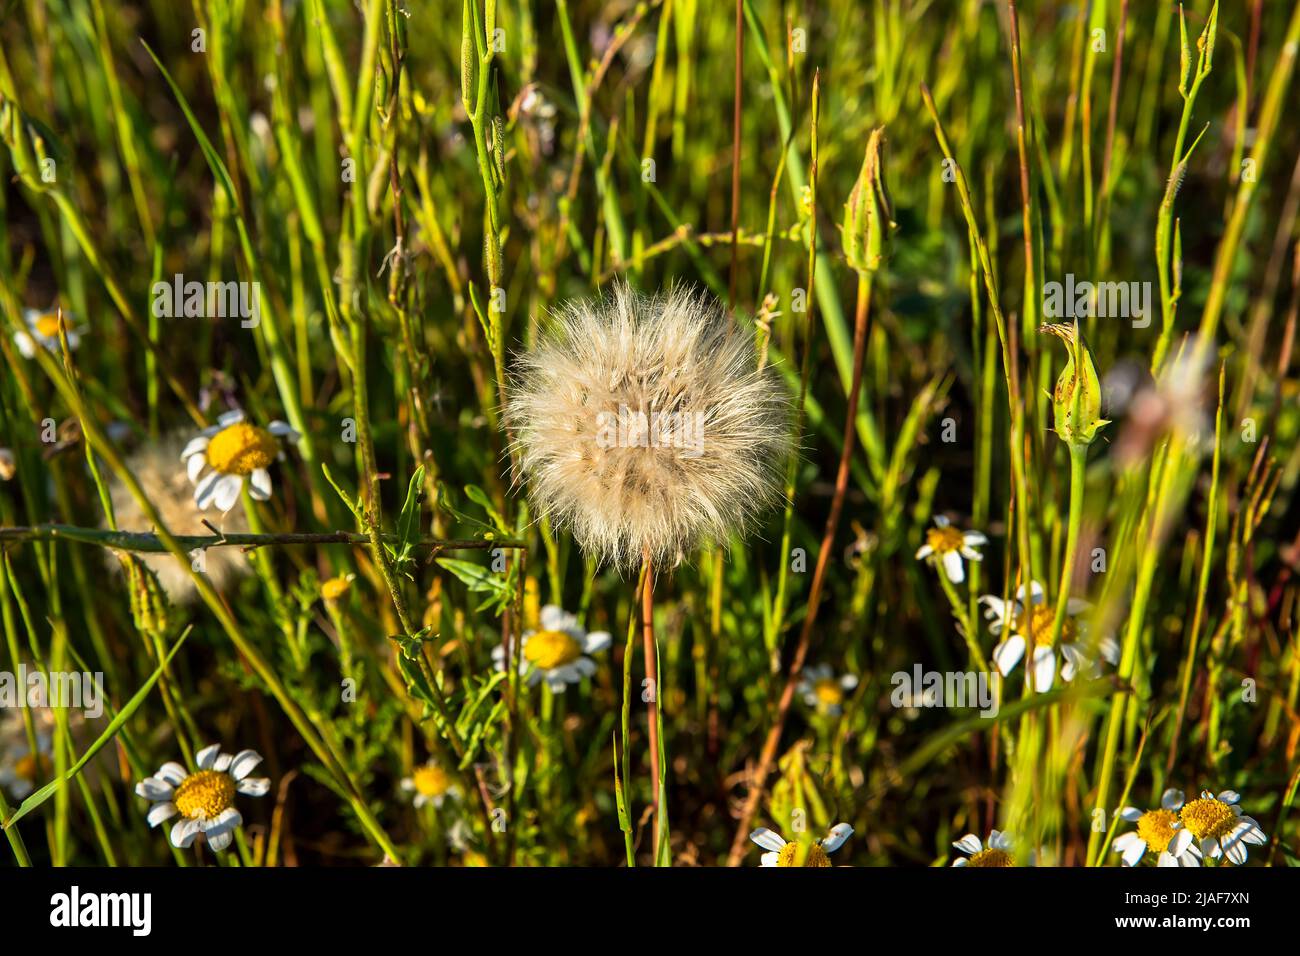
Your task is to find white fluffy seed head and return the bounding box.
[505,283,792,573]
[106,434,250,603]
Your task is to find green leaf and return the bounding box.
[436,556,507,594]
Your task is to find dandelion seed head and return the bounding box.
[505,283,791,572]
[107,433,250,603]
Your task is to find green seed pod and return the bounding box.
[842,126,895,274]
[460,0,476,109]
[1041,322,1109,448]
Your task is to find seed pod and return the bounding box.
[842,127,895,274]
[1041,322,1109,448]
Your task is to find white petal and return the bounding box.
[539,605,576,632]
[248,468,272,501]
[1019,580,1046,605]
[206,828,234,852]
[952,857,968,866]
[1168,828,1194,857]
[750,828,787,852]
[187,452,208,483]
[988,830,1013,850]
[146,802,178,827]
[1097,636,1119,665]
[915,544,933,560]
[194,470,223,509]
[821,823,853,853]
[1029,646,1056,692]
[933,515,950,528]
[584,630,611,654]
[942,551,965,583]
[760,852,779,867]
[1118,807,1143,822]
[230,750,263,781]
[237,777,271,797]
[267,420,299,440]
[1156,850,1177,867]
[216,410,244,426]
[196,744,221,770]
[952,833,983,855]
[181,436,211,461]
[214,474,243,513]
[157,762,187,785]
[213,753,233,772]
[1216,790,1241,805]
[170,817,201,849]
[840,674,859,690]
[963,531,988,546]
[135,778,174,801]
[1161,789,1184,811]
[1121,836,1147,867]
[992,635,1026,676]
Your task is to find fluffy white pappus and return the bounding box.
[106,433,251,603]
[505,283,792,572]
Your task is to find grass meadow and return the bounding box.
[1,0,1299,869]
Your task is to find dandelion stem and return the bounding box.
[641,549,662,862]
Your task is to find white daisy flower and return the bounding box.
[14,308,82,358]
[0,729,52,800]
[979,580,1118,692]
[135,743,270,852]
[1173,789,1268,865]
[915,515,987,584]
[400,761,461,809]
[797,664,859,716]
[1113,788,1201,867]
[181,410,299,513]
[750,822,853,867]
[951,829,1017,867]
[492,604,610,692]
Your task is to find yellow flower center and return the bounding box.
[321,577,351,601]
[966,847,1015,867]
[1135,809,1177,855]
[34,313,61,338]
[173,769,236,820]
[1179,797,1236,840]
[204,423,278,477]
[926,526,965,554]
[776,842,831,867]
[412,765,451,798]
[15,752,50,782]
[813,678,844,707]
[524,629,583,670]
[1018,605,1078,647]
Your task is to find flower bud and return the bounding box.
[1041,323,1108,447]
[842,127,895,274]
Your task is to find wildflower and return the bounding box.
[321,574,354,602]
[135,743,269,852]
[951,830,1016,867]
[797,664,858,716]
[400,761,461,809]
[0,722,52,800]
[14,307,81,358]
[492,604,611,692]
[750,823,853,867]
[504,282,790,572]
[108,433,251,603]
[181,410,299,513]
[1113,789,1201,867]
[979,581,1118,692]
[1174,789,1267,865]
[915,515,987,584]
